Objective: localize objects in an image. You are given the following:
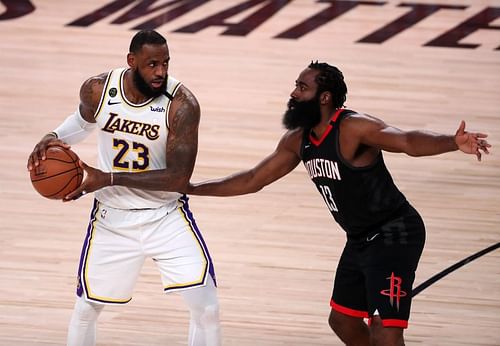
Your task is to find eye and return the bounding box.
[295,82,306,92]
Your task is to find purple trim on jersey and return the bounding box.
[165,194,216,292]
[76,199,99,298]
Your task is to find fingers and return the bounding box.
[27,138,70,170]
[478,139,491,155]
[456,120,466,135]
[63,160,93,202]
[78,159,89,171]
[64,187,87,202]
[473,138,491,161]
[27,149,41,171]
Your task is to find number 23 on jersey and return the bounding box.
[112,138,150,171]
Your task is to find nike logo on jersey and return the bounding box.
[108,100,121,105]
[366,233,380,242]
[102,112,160,140]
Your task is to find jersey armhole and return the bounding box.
[165,81,182,130]
[94,70,114,120]
[335,116,383,171]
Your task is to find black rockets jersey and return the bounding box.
[301,108,407,237]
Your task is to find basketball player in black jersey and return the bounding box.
[185,62,491,345]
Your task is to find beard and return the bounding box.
[282,96,322,130]
[132,69,167,99]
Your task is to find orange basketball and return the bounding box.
[30,146,84,200]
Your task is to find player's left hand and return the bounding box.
[455,120,491,161]
[63,160,109,201]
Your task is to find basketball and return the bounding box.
[30,146,84,200]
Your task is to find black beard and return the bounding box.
[282,97,322,130]
[132,69,167,99]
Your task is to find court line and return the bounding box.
[412,242,500,297]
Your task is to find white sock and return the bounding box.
[67,296,104,346]
[181,276,221,346]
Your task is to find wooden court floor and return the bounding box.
[0,0,499,345]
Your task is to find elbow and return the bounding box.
[244,170,266,194]
[406,151,421,157]
[402,138,422,157]
[248,184,264,194]
[162,173,190,193]
[176,178,191,193]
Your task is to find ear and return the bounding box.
[319,91,332,105]
[127,53,135,68]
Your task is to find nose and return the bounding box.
[290,87,299,99]
[155,65,167,78]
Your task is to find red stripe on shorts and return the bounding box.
[330,299,369,318]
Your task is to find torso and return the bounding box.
[92,68,182,209]
[301,108,407,237]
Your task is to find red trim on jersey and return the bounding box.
[331,107,343,122]
[309,108,344,146]
[330,299,369,318]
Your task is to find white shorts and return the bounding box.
[76,196,216,304]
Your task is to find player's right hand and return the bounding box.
[27,133,71,171]
[63,160,109,202]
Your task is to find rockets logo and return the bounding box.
[380,272,407,311]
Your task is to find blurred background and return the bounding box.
[1,1,499,345]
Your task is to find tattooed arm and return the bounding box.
[27,73,106,170]
[64,85,200,199]
[109,85,200,191]
[78,73,108,123]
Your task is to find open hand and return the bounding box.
[455,121,491,161]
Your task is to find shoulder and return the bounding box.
[174,84,200,111]
[78,72,109,121]
[340,111,386,133]
[168,84,200,130]
[80,72,109,96]
[79,72,109,108]
[278,128,303,155]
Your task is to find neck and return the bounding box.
[123,69,149,104]
[311,107,338,138]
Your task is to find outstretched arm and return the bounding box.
[347,114,491,161]
[188,129,303,196]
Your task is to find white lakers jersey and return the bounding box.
[94,68,182,209]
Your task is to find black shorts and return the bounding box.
[330,204,425,328]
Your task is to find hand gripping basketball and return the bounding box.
[63,160,111,201]
[29,145,83,200]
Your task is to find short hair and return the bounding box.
[129,30,167,53]
[308,61,347,109]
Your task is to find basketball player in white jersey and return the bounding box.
[27,30,220,346]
